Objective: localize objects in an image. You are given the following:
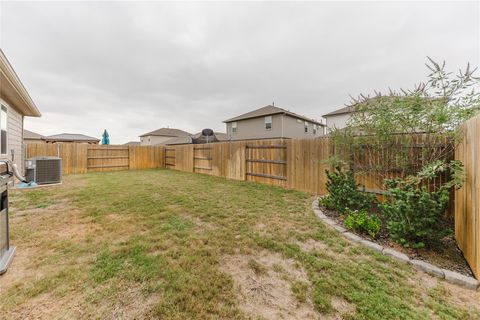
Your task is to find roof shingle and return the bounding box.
[224,105,324,126]
[139,128,191,137]
[24,129,44,140]
[45,133,100,142]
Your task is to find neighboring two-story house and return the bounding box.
[322,106,355,130]
[139,128,191,146]
[224,105,325,140]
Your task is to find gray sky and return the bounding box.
[1,1,479,144]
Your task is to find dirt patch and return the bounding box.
[331,297,355,316]
[11,199,95,245]
[0,247,42,293]
[299,238,330,253]
[220,251,320,319]
[1,284,160,320]
[412,270,480,313]
[1,292,84,319]
[85,284,160,320]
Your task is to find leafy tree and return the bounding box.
[330,58,480,183]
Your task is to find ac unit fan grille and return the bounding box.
[35,159,62,184]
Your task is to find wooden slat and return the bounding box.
[87,147,128,151]
[246,145,286,149]
[455,113,480,279]
[87,156,129,159]
[194,166,212,171]
[246,159,286,164]
[87,164,129,169]
[246,172,287,180]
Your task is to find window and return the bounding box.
[304,121,308,133]
[0,105,6,155]
[265,116,272,130]
[313,124,317,135]
[232,122,237,133]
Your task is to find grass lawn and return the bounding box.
[1,169,479,319]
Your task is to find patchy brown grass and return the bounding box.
[0,169,479,319]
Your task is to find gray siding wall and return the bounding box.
[226,114,324,140]
[226,114,283,140]
[282,115,324,138]
[324,113,351,131]
[140,135,175,146]
[0,98,24,172]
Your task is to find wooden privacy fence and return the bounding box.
[25,144,165,174]
[166,138,333,194]
[24,130,480,278]
[455,114,480,279]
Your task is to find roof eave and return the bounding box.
[223,111,285,123]
[0,50,41,117]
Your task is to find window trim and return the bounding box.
[0,104,7,155]
[265,116,272,130]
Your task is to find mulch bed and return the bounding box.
[319,204,474,277]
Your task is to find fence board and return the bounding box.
[87,146,129,172]
[129,146,165,170]
[26,143,164,174]
[455,114,480,279]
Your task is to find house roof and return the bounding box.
[322,106,355,117]
[139,127,191,138]
[224,105,324,126]
[164,132,228,145]
[24,129,44,140]
[45,133,100,142]
[322,96,440,118]
[123,141,140,146]
[0,49,41,117]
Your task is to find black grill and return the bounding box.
[0,161,15,275]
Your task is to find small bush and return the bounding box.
[320,167,376,213]
[382,180,450,248]
[344,209,381,238]
[381,160,462,249]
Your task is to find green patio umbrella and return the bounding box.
[101,129,110,145]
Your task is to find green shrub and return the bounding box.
[381,160,463,249]
[344,209,381,238]
[319,167,376,213]
[382,180,450,248]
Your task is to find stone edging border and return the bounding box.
[311,198,480,291]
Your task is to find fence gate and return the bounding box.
[245,144,287,187]
[87,146,129,172]
[194,146,212,174]
[165,148,176,168]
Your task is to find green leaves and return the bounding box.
[382,174,451,248]
[329,58,479,184]
[320,167,376,214]
[344,209,381,238]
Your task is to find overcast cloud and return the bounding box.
[0,1,478,144]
